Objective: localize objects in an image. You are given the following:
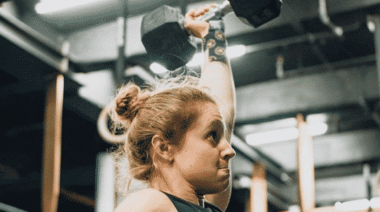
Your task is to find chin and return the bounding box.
[195,172,231,194]
[203,179,230,194]
[219,179,230,191]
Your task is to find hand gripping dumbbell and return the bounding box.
[141,0,282,71]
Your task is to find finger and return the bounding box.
[194,10,206,17]
[191,5,205,16]
[204,4,216,12]
[208,3,217,9]
[193,8,204,17]
[202,4,215,13]
[187,3,216,19]
[185,9,197,20]
[195,4,217,17]
[198,6,212,16]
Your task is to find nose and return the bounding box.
[220,138,236,161]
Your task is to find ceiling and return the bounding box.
[1,0,380,211]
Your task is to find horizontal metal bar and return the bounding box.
[245,32,334,54]
[267,192,290,210]
[0,10,79,76]
[256,129,380,171]
[235,64,378,123]
[231,134,292,185]
[0,202,28,212]
[285,54,376,78]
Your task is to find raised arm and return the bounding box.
[185,5,236,142]
[202,56,235,211]
[185,5,236,211]
[201,40,235,142]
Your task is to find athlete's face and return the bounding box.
[173,102,235,195]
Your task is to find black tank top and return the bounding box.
[163,192,223,212]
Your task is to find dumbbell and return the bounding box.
[141,0,282,70]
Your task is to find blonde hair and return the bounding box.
[111,76,217,192]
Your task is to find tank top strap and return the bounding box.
[162,192,222,212]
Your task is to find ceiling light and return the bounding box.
[334,198,380,211]
[35,0,100,14]
[335,199,370,211]
[186,53,204,67]
[238,176,252,188]
[226,45,246,59]
[307,123,328,136]
[239,114,329,136]
[288,205,300,212]
[306,113,329,123]
[186,45,247,67]
[246,127,299,146]
[367,15,376,33]
[370,197,380,208]
[367,20,376,33]
[149,62,169,74]
[246,123,328,146]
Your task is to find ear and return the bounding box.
[151,134,174,163]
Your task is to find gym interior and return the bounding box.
[1,0,380,211]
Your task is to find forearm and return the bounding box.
[184,7,236,128]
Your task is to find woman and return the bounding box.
[114,4,236,212]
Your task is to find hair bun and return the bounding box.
[115,84,149,122]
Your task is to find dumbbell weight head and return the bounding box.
[141,5,197,70]
[142,0,282,71]
[229,0,282,28]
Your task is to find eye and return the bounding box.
[208,131,219,141]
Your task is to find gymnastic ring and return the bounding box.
[97,103,127,144]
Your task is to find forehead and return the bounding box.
[190,102,223,129]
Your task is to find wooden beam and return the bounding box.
[41,74,64,212]
[296,114,315,212]
[248,162,268,212]
[282,206,380,212]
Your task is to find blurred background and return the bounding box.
[0,0,380,211]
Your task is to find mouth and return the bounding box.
[218,165,229,169]
[219,168,231,178]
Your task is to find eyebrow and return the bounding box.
[206,119,225,132]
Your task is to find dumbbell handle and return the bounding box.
[196,1,233,21]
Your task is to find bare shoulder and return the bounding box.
[114,188,176,212]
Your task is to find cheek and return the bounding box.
[178,147,212,170]
[191,146,219,169]
[177,135,219,170]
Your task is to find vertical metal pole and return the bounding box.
[376,167,380,196]
[363,164,372,202]
[296,114,315,212]
[115,0,128,87]
[41,74,64,212]
[373,15,380,102]
[250,162,267,212]
[95,152,115,212]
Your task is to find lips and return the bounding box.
[218,164,229,169]
[219,168,230,178]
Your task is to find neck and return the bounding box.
[149,168,205,207]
